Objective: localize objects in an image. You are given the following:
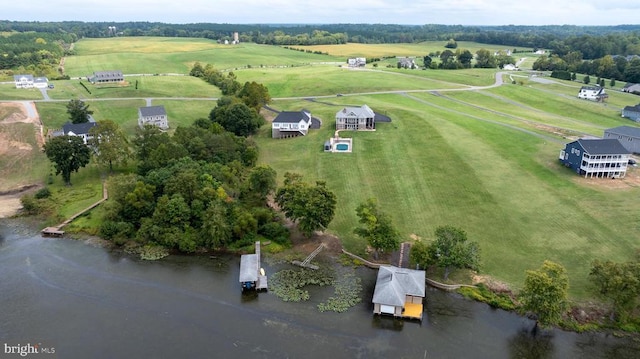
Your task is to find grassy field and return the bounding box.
[259,92,640,300]
[0,85,45,100]
[65,37,340,77]
[302,41,524,58]
[6,37,640,301]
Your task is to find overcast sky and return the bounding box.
[6,0,640,26]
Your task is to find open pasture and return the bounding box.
[302,41,521,58]
[65,37,340,77]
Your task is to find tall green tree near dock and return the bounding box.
[519,260,569,327]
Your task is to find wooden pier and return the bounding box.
[41,182,108,238]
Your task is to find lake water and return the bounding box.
[1,219,638,358]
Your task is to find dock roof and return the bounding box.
[239,254,258,283]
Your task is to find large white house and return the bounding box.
[578,86,608,102]
[14,74,34,88]
[335,105,375,130]
[271,110,312,138]
[138,105,169,130]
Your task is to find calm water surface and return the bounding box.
[1,219,638,358]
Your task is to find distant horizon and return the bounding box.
[5,0,640,27]
[2,20,639,28]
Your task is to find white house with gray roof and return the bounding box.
[604,126,640,154]
[578,86,608,102]
[138,105,168,129]
[335,105,375,130]
[14,74,34,88]
[89,70,124,84]
[59,121,98,144]
[271,110,312,138]
[372,265,425,320]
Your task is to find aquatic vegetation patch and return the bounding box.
[317,268,362,313]
[270,267,335,302]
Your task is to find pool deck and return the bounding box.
[325,136,353,153]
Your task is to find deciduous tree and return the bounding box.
[519,260,569,327]
[590,259,640,323]
[427,225,480,280]
[43,135,91,186]
[275,172,336,237]
[88,120,131,172]
[353,198,400,259]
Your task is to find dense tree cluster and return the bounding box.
[101,121,287,252]
[534,53,640,84]
[590,259,640,324]
[0,31,74,78]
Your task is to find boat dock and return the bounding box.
[41,182,108,237]
[239,241,268,291]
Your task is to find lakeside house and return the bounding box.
[138,105,169,129]
[271,110,312,138]
[559,138,630,178]
[372,265,425,320]
[604,126,640,154]
[335,105,375,131]
[621,104,640,122]
[577,86,608,102]
[89,70,124,84]
[14,74,34,88]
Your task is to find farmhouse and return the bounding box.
[347,57,366,67]
[502,64,518,71]
[335,105,375,130]
[60,121,97,145]
[604,126,640,154]
[622,83,640,95]
[397,57,417,69]
[372,265,425,320]
[577,86,608,102]
[89,70,124,84]
[271,110,312,138]
[559,138,630,178]
[138,105,169,130]
[621,104,640,122]
[14,74,34,88]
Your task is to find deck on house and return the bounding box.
[402,302,423,320]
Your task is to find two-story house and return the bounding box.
[335,105,375,130]
[138,105,169,129]
[604,126,640,154]
[271,110,312,138]
[60,121,98,145]
[577,86,608,102]
[622,83,640,95]
[559,138,630,178]
[14,74,34,88]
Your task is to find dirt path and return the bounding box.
[0,102,45,217]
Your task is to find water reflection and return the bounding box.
[508,327,554,359]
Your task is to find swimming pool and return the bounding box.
[336,143,349,151]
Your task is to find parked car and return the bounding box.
[48,84,54,89]
[628,158,637,166]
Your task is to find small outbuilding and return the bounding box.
[372,265,425,320]
[239,241,267,291]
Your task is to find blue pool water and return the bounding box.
[336,143,349,151]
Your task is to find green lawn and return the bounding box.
[0,84,45,100]
[261,92,640,300]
